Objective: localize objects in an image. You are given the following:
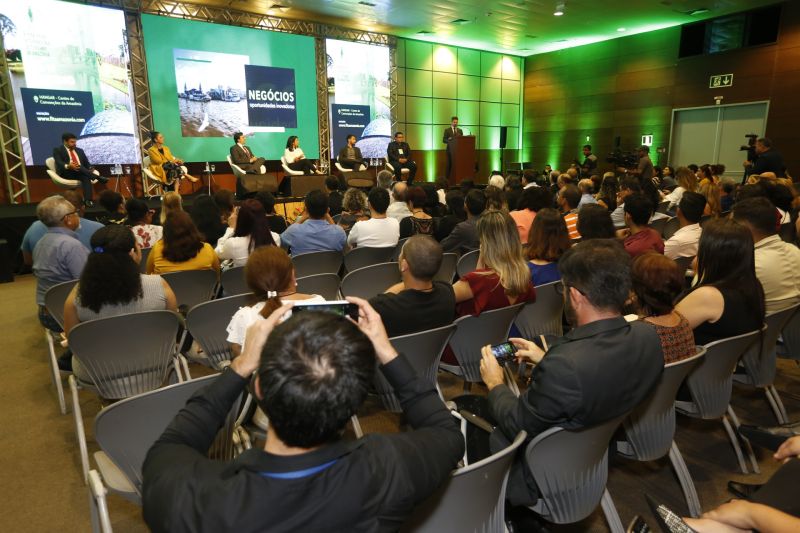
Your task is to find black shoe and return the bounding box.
[84,200,94,208]
[644,494,697,533]
[57,352,73,373]
[738,424,800,451]
[97,177,109,184]
[627,515,652,533]
[727,480,762,499]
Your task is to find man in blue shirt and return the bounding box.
[281,189,346,256]
[21,190,103,266]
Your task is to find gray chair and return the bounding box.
[649,216,670,236]
[374,325,456,412]
[456,249,480,278]
[616,348,706,517]
[525,415,627,532]
[186,294,251,370]
[400,431,527,533]
[778,222,796,244]
[44,279,79,415]
[68,310,184,483]
[514,281,564,340]
[735,305,799,424]
[779,305,800,363]
[343,246,397,272]
[340,262,401,299]
[699,214,713,228]
[296,273,341,300]
[88,375,243,531]
[292,250,343,278]
[674,255,694,276]
[661,217,680,240]
[220,265,249,296]
[139,247,151,274]
[441,303,526,391]
[675,328,763,474]
[160,270,218,311]
[433,253,459,283]
[655,200,671,214]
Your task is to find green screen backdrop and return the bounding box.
[141,14,319,162]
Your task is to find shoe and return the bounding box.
[97,177,109,184]
[645,494,697,533]
[83,200,94,208]
[738,423,800,451]
[727,480,762,499]
[627,515,652,533]
[57,352,73,373]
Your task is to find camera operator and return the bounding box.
[744,137,785,178]
[617,146,654,183]
[581,144,598,175]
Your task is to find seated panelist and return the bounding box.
[53,132,108,207]
[284,135,321,174]
[230,132,266,174]
[387,131,417,185]
[147,131,198,191]
[337,134,365,171]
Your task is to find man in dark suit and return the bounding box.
[386,131,417,185]
[230,132,267,174]
[337,134,365,171]
[440,188,485,254]
[53,132,107,206]
[442,116,463,182]
[748,137,786,177]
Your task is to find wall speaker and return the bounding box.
[499,126,508,149]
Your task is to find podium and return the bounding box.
[448,135,476,184]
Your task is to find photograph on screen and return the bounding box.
[326,39,390,159]
[1,0,139,165]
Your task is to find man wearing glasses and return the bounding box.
[477,239,664,506]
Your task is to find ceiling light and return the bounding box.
[269,3,290,13]
[689,8,709,16]
[450,18,472,25]
[553,2,565,16]
[617,27,626,32]
[358,1,376,6]
[416,30,434,35]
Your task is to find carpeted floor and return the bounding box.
[2,273,799,532]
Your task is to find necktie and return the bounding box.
[243,145,251,157]
[69,148,79,166]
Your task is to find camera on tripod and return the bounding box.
[606,149,638,168]
[739,133,758,152]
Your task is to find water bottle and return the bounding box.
[205,162,210,173]
[124,165,130,175]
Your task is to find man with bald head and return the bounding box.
[369,235,456,337]
[386,181,413,221]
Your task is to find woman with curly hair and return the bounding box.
[337,188,370,233]
[146,211,220,274]
[63,225,177,375]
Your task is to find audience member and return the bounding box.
[435,177,449,205]
[733,197,800,314]
[611,177,642,228]
[254,191,288,234]
[621,195,664,258]
[281,190,346,255]
[660,165,677,189]
[387,182,412,221]
[159,190,183,225]
[62,225,177,374]
[146,211,220,275]
[504,175,523,211]
[557,184,582,240]
[675,219,765,345]
[477,239,663,505]
[325,176,344,217]
[434,190,466,242]
[521,170,539,190]
[483,185,508,212]
[215,199,279,268]
[577,204,616,240]
[460,179,475,195]
[213,189,236,226]
[143,297,464,531]
[663,192,705,260]
[596,172,618,211]
[422,183,446,217]
[21,190,102,266]
[376,169,394,193]
[488,173,505,190]
[524,208,569,286]
[510,187,551,243]
[32,195,89,331]
[719,178,736,213]
[338,188,370,234]
[188,194,225,248]
[399,186,434,238]
[370,236,456,337]
[577,179,597,208]
[347,188,400,248]
[441,189,486,254]
[226,246,326,357]
[663,166,697,211]
[630,253,695,364]
[699,181,722,218]
[97,190,126,225]
[125,198,162,250]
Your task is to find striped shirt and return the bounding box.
[564,211,580,240]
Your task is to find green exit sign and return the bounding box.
[709,74,734,88]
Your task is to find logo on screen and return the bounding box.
[245,65,297,128]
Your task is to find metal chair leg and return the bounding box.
[727,406,760,474]
[600,489,625,533]
[350,415,363,438]
[722,414,749,474]
[669,441,702,517]
[767,386,789,424]
[69,375,90,484]
[46,329,67,414]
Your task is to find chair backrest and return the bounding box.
[93,374,240,495]
[340,262,401,300]
[391,237,410,261]
[448,303,526,382]
[69,310,181,399]
[401,431,527,533]
[780,306,800,362]
[684,328,762,419]
[160,270,218,311]
[513,281,563,339]
[220,266,250,296]
[699,215,713,228]
[292,250,343,278]
[673,255,694,274]
[740,305,798,386]
[779,222,796,244]
[456,249,480,278]
[139,247,151,274]
[44,279,79,330]
[226,155,245,177]
[433,253,459,283]
[374,324,456,412]
[621,348,705,461]
[344,246,397,272]
[655,200,671,214]
[45,157,57,172]
[296,273,341,300]
[662,217,680,240]
[648,216,669,235]
[186,294,252,370]
[526,414,627,524]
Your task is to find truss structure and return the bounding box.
[0,32,30,204]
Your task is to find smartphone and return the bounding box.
[490,342,517,365]
[291,300,359,321]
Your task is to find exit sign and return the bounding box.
[709,74,734,88]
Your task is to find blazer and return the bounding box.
[338,145,364,163]
[53,145,90,176]
[230,143,254,166]
[148,145,177,183]
[442,126,463,147]
[387,141,412,163]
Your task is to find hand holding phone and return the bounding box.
[490,342,517,365]
[291,300,359,321]
[509,337,546,365]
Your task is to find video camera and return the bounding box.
[739,133,758,152]
[606,149,638,168]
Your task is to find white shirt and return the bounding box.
[754,234,800,314]
[523,182,538,189]
[284,147,305,164]
[386,202,413,222]
[437,188,446,205]
[663,223,702,260]
[226,295,326,348]
[215,227,281,267]
[347,217,400,247]
[664,186,685,209]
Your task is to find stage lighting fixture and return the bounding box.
[553,2,565,16]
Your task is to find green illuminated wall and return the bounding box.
[396,38,523,182]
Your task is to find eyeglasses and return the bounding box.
[61,211,78,220]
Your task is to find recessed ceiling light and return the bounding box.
[617,27,626,32]
[553,2,565,16]
[689,8,709,16]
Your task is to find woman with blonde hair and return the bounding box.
[159,191,183,225]
[662,166,698,210]
[699,181,722,218]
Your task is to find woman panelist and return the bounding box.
[148,131,198,191]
